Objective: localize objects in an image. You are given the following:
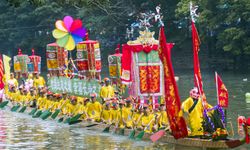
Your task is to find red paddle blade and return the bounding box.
[150,130,165,142]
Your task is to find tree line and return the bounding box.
[1,0,249,70]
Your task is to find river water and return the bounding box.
[0,70,249,150]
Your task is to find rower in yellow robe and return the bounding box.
[86,93,102,121]
[36,90,46,109]
[138,104,155,133]
[20,89,29,105]
[43,92,54,110]
[27,88,37,107]
[110,102,121,126]
[100,102,111,124]
[181,87,212,136]
[132,108,143,129]
[99,78,115,103]
[64,96,78,116]
[33,73,46,89]
[158,104,169,129]
[122,99,133,128]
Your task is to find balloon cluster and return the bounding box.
[52,16,87,51]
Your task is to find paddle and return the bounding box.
[32,109,43,118]
[11,104,20,112]
[51,109,60,119]
[18,105,27,113]
[103,124,112,133]
[0,101,9,108]
[63,117,71,123]
[68,120,82,125]
[40,104,55,120]
[68,113,83,125]
[29,108,37,115]
[150,129,165,142]
[58,117,64,123]
[51,101,67,119]
[118,109,125,135]
[128,113,143,139]
[135,117,155,140]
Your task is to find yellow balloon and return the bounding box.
[55,20,68,32]
[52,29,68,39]
[65,35,75,50]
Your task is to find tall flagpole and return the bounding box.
[215,72,219,105]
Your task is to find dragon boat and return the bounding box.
[1,101,248,149]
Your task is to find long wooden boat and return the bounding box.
[2,101,248,149]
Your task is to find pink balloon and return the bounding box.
[63,16,73,31]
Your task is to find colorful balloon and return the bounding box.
[52,16,87,51]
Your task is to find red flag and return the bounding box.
[215,72,229,108]
[158,27,188,139]
[0,54,4,89]
[191,21,207,108]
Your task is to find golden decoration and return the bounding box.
[127,30,158,45]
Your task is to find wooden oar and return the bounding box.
[58,116,64,123]
[68,113,83,125]
[63,117,71,123]
[40,104,55,120]
[0,101,9,108]
[149,113,167,142]
[11,104,21,112]
[128,113,143,139]
[150,129,165,142]
[32,109,43,118]
[19,105,27,113]
[118,109,125,135]
[103,124,112,133]
[28,108,37,115]
[135,117,155,140]
[51,101,67,119]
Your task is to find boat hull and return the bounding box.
[3,101,246,149]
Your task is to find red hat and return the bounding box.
[104,78,110,82]
[90,93,97,98]
[143,103,149,108]
[119,100,125,105]
[154,103,160,109]
[190,87,199,99]
[47,91,53,95]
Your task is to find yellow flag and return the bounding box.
[3,55,11,81]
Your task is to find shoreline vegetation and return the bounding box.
[0,1,249,72]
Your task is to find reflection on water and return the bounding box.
[0,71,249,150]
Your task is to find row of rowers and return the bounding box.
[6,88,169,133]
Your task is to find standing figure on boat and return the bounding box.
[181,87,212,136]
[7,73,18,91]
[25,73,34,91]
[99,78,115,103]
[33,73,46,89]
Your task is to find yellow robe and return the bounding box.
[122,107,133,128]
[7,78,18,89]
[101,109,111,123]
[99,85,115,99]
[86,101,102,120]
[33,76,46,88]
[140,114,155,133]
[157,111,169,128]
[110,109,121,126]
[181,97,212,136]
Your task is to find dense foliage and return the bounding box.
[1,0,250,70]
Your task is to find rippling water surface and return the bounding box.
[0,71,249,150]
